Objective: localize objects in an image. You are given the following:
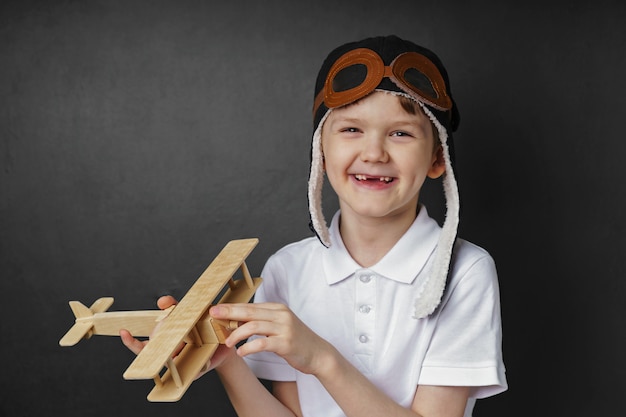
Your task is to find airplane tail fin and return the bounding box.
[68,301,93,320]
[59,297,114,347]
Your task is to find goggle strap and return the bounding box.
[313,89,325,119]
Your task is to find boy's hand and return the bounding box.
[119,295,179,355]
[209,303,334,376]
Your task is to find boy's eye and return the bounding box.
[341,127,361,134]
[392,131,413,138]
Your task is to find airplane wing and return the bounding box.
[123,238,259,399]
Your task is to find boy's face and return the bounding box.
[321,91,445,224]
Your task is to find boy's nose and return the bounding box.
[360,135,388,163]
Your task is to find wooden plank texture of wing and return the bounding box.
[123,238,259,380]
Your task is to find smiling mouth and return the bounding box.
[354,174,395,183]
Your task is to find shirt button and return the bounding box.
[359,275,372,283]
[359,334,369,343]
[359,305,372,314]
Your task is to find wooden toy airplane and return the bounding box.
[59,238,262,402]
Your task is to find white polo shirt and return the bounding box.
[245,207,507,417]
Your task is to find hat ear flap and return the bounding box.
[413,102,460,319]
[308,111,332,247]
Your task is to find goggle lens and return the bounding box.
[332,64,368,93]
[401,67,438,98]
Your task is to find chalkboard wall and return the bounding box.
[2,1,625,416]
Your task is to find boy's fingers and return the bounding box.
[210,303,283,321]
[157,295,178,310]
[210,304,253,322]
[119,329,146,355]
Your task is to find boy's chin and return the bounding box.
[340,202,419,222]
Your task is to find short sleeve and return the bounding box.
[419,245,507,398]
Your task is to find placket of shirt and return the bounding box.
[354,268,377,374]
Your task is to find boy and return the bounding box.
[122,35,507,417]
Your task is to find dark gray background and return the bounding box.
[2,1,625,416]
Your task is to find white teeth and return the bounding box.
[354,174,393,183]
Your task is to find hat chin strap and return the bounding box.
[307,95,459,318]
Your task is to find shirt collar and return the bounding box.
[322,206,441,285]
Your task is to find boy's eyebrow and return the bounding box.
[330,116,429,131]
[329,116,362,126]
[325,116,366,131]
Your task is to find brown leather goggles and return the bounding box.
[313,48,452,118]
